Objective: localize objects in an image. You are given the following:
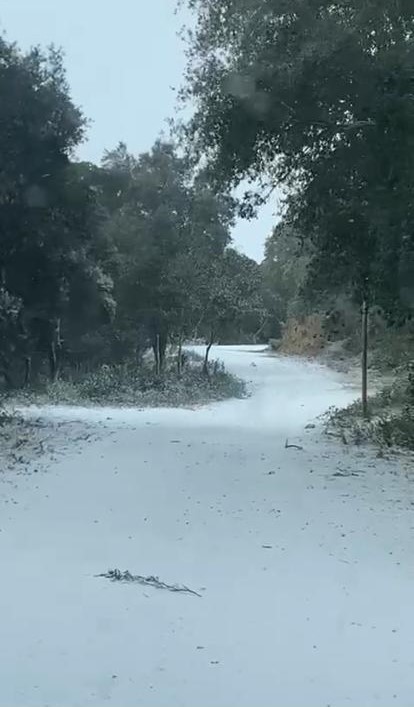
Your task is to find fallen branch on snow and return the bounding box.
[285,438,304,451]
[95,568,202,597]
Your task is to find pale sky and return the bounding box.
[0,0,278,261]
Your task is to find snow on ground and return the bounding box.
[1,346,414,707]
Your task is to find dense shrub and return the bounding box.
[27,358,247,408]
[325,365,414,451]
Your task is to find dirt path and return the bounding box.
[1,346,413,707]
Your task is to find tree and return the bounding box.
[99,142,237,372]
[0,37,110,382]
[182,0,414,412]
[0,32,266,390]
[193,247,264,371]
[261,222,310,337]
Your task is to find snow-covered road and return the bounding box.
[1,346,414,707]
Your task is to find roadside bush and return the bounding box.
[369,323,414,371]
[27,357,246,408]
[325,365,414,450]
[370,407,414,449]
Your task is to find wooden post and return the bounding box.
[361,300,369,418]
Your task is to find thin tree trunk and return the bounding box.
[48,317,62,383]
[0,353,12,388]
[159,335,166,372]
[177,336,183,377]
[56,318,62,379]
[24,356,32,387]
[48,343,57,382]
[253,319,266,344]
[361,300,369,418]
[203,332,214,378]
[154,333,161,376]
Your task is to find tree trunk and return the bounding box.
[0,353,12,388]
[152,330,168,374]
[48,343,57,382]
[154,333,161,376]
[48,317,62,383]
[203,333,214,378]
[253,319,266,344]
[159,334,167,371]
[361,300,369,418]
[177,336,183,377]
[24,356,32,387]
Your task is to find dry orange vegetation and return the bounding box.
[280,315,325,355]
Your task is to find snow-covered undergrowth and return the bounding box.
[1,346,413,707]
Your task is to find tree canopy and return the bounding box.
[0,34,265,387]
[181,0,414,315]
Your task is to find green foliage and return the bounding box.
[327,402,414,451]
[0,32,265,395]
[182,0,414,316]
[261,222,310,336]
[195,246,266,343]
[0,37,114,384]
[98,140,245,357]
[369,321,414,370]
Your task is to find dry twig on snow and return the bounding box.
[285,438,304,451]
[96,568,202,597]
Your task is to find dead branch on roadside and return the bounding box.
[95,568,202,597]
[285,438,304,451]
